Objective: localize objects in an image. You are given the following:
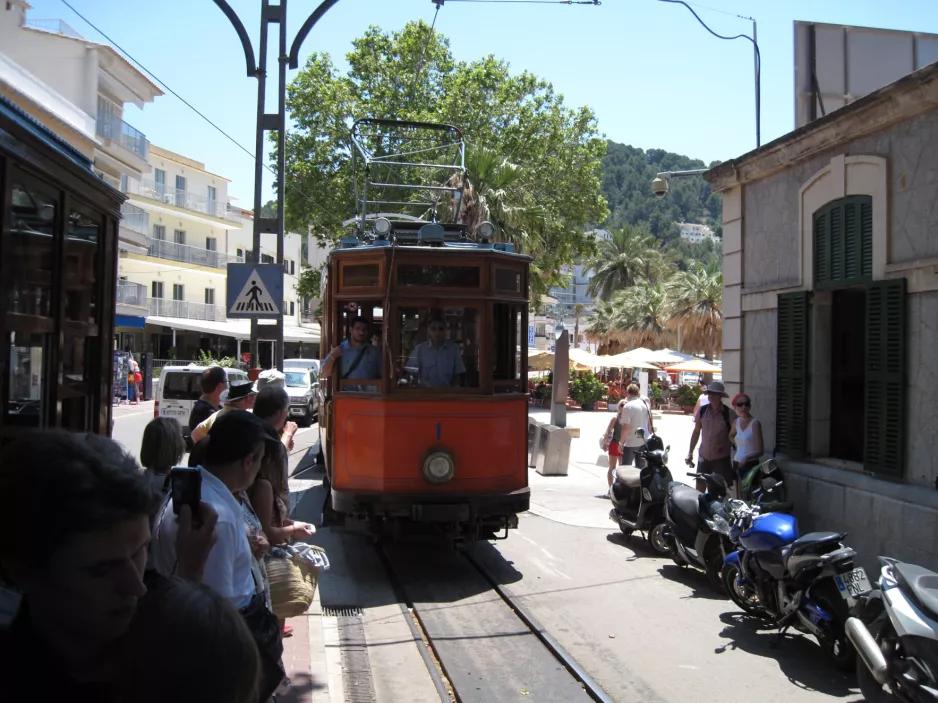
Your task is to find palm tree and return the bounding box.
[616,282,675,349]
[445,146,545,255]
[668,261,722,357]
[587,225,668,300]
[584,298,624,355]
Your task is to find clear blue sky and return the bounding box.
[25,0,938,205]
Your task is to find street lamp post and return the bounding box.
[651,168,709,198]
[657,0,761,148]
[213,0,341,371]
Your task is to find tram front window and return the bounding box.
[397,307,478,389]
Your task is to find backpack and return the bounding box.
[696,402,732,432]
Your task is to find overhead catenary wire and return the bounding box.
[57,0,356,228]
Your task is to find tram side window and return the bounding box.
[493,303,524,393]
[331,300,384,391]
[6,177,57,428]
[397,307,478,389]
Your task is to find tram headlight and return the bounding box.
[422,451,455,484]
[373,217,392,236]
[475,221,496,241]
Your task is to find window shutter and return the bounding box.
[814,196,873,288]
[864,279,906,476]
[776,292,810,457]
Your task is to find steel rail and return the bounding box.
[463,550,617,703]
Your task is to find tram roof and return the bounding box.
[328,241,532,263]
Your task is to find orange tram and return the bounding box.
[317,119,531,542]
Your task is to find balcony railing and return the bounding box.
[147,237,244,270]
[149,299,227,322]
[124,179,241,223]
[119,203,149,235]
[25,18,83,38]
[116,282,148,307]
[96,104,148,159]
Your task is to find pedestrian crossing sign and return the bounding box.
[226,263,284,319]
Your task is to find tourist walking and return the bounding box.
[686,381,736,494]
[729,393,764,478]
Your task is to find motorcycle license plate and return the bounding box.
[834,567,872,599]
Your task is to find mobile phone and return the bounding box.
[170,467,202,525]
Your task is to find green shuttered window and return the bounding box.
[814,196,873,288]
[776,291,809,457]
[864,279,906,476]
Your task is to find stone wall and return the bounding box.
[741,310,777,450]
[906,291,938,486]
[742,109,938,288]
[782,461,938,574]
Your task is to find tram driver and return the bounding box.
[322,315,381,392]
[405,315,466,388]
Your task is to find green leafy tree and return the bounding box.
[283,20,607,295]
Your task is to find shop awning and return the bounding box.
[146,316,321,343]
[115,314,146,328]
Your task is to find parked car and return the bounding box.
[155,365,251,447]
[284,367,319,426]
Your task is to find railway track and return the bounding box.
[376,542,615,703]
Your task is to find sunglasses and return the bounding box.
[735,401,751,408]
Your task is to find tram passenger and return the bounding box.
[405,316,466,388]
[321,315,381,392]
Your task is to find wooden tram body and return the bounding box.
[317,119,531,540]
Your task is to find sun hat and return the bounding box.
[704,381,728,397]
[220,381,257,404]
[254,368,286,393]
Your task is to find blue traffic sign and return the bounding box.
[226,263,283,319]
[528,325,535,347]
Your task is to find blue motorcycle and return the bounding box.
[720,502,867,670]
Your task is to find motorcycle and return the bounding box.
[721,501,867,669]
[609,430,673,555]
[662,471,734,591]
[738,458,790,512]
[847,557,938,702]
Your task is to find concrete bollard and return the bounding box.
[529,421,546,468]
[528,416,541,452]
[536,424,571,476]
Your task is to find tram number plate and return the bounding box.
[834,567,871,599]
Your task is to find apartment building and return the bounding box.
[116,147,319,362]
[0,0,162,333]
[678,222,715,244]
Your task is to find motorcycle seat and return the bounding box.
[788,531,844,556]
[894,562,938,620]
[669,483,700,519]
[615,466,642,488]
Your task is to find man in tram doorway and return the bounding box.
[405,314,466,388]
[322,315,381,392]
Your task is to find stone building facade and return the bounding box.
[707,63,938,571]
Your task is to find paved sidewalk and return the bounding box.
[526,408,696,529]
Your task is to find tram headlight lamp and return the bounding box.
[476,221,496,241]
[373,217,392,236]
[422,450,455,484]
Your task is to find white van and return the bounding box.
[283,358,320,374]
[155,365,250,444]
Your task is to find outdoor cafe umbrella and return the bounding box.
[527,349,592,372]
[663,358,723,374]
[597,351,661,370]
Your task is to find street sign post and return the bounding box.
[226,264,284,319]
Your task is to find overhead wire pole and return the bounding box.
[213,0,341,372]
[657,0,761,148]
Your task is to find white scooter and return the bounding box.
[846,557,938,702]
